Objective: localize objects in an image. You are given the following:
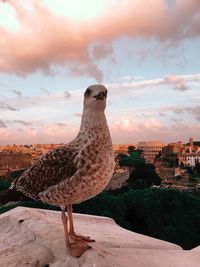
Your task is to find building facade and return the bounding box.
[138,141,164,162]
[113,144,137,155]
[0,152,32,171]
[179,153,200,167]
[162,137,200,167]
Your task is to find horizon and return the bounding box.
[0,0,200,145]
[0,137,198,147]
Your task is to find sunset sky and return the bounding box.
[0,0,200,145]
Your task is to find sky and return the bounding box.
[0,0,200,145]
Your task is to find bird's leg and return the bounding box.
[61,207,91,257]
[67,204,95,242]
[61,208,71,251]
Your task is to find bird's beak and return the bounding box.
[93,91,106,100]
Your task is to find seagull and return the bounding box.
[11,84,115,257]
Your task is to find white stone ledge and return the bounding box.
[0,207,199,267]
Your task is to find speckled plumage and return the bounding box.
[12,85,115,208]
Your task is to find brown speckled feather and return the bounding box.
[13,143,78,200]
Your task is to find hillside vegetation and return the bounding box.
[1,179,200,250]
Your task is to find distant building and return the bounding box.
[189,137,193,147]
[179,153,200,167]
[113,144,137,155]
[0,152,32,171]
[138,141,164,162]
[162,137,200,167]
[162,141,183,155]
[0,143,63,163]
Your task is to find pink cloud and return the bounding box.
[162,75,189,91]
[107,73,200,92]
[0,0,106,81]
[0,123,78,145]
[74,112,82,118]
[0,0,200,80]
[1,117,200,145]
[110,118,200,144]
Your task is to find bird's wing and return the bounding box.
[38,141,101,204]
[12,144,78,200]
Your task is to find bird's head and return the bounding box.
[83,84,108,111]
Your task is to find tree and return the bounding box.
[1,187,200,250]
[164,153,178,167]
[117,153,128,160]
[195,162,200,176]
[128,146,136,155]
[0,178,10,191]
[118,149,145,168]
[118,149,161,189]
[128,163,161,189]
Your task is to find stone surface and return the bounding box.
[0,207,199,267]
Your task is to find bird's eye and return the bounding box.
[84,88,92,97]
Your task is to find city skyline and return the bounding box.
[0,0,200,145]
[0,136,197,147]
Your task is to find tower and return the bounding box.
[189,137,193,147]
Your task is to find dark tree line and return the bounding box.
[1,153,200,250]
[117,147,161,189]
[1,187,200,250]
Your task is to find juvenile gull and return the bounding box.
[11,84,115,257]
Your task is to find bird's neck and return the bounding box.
[77,108,111,143]
[82,108,106,125]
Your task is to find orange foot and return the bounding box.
[69,232,95,242]
[69,241,92,257]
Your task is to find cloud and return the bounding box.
[0,119,7,128]
[90,42,113,61]
[0,0,200,79]
[69,62,103,82]
[190,95,200,104]
[110,115,200,144]
[0,0,107,81]
[0,114,199,145]
[159,112,165,117]
[107,73,200,91]
[5,119,43,127]
[64,91,71,99]
[0,81,7,87]
[3,89,81,111]
[174,83,189,92]
[107,78,162,91]
[140,112,154,118]
[111,117,163,135]
[0,122,79,145]
[41,87,50,95]
[0,102,18,111]
[162,75,189,91]
[12,89,22,98]
[171,118,183,124]
[74,112,82,117]
[166,105,200,121]
[12,120,32,126]
[142,119,161,129]
[110,117,166,143]
[187,106,200,121]
[56,122,66,127]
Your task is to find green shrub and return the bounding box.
[0,179,11,191]
[1,188,200,249]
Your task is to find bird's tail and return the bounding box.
[9,182,15,190]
